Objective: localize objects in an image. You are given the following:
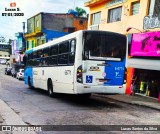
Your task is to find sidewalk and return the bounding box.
[0,115,5,125]
[93,94,160,111]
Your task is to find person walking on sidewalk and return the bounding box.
[130,74,137,96]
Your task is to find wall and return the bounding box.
[86,0,156,34]
[42,29,68,42]
[42,13,66,31]
[0,51,9,57]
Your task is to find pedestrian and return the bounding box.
[130,74,137,96]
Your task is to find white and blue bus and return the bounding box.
[24,30,127,97]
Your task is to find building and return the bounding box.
[0,36,10,64]
[11,32,25,66]
[85,0,160,99]
[25,12,88,50]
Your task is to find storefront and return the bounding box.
[126,31,160,99]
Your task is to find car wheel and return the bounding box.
[48,80,54,97]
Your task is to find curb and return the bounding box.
[93,94,160,111]
[0,99,27,125]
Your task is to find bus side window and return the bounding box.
[58,54,68,65]
[50,45,58,56]
[49,56,57,66]
[43,48,49,57]
[59,41,69,54]
[70,39,76,52]
[69,53,75,64]
[37,50,43,58]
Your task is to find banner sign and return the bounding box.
[143,16,160,30]
[130,31,160,57]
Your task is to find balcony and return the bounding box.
[89,24,99,30]
[85,0,110,7]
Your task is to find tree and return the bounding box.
[75,7,86,17]
[68,7,87,17]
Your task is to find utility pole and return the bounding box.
[22,22,25,37]
[22,22,26,51]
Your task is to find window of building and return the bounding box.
[131,1,140,15]
[37,39,40,46]
[42,40,45,44]
[30,23,32,29]
[91,12,101,25]
[108,6,122,23]
[36,20,39,27]
[149,0,160,18]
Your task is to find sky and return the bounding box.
[0,0,89,42]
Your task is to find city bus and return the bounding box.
[24,30,127,97]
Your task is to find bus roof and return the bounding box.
[25,30,125,54]
[25,30,83,54]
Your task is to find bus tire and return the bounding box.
[48,79,53,97]
[77,94,91,99]
[28,77,34,89]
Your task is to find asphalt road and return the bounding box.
[0,65,160,133]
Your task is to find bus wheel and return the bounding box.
[48,80,53,97]
[28,77,34,89]
[76,94,91,99]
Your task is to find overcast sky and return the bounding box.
[0,0,89,42]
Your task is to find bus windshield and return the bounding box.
[83,31,126,61]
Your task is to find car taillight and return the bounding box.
[77,65,83,83]
[20,73,22,75]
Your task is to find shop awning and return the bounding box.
[127,58,160,71]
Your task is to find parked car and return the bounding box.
[11,68,17,77]
[5,67,12,75]
[0,59,6,64]
[16,69,24,80]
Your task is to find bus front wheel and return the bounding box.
[48,80,53,97]
[28,77,34,89]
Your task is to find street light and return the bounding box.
[126,27,142,33]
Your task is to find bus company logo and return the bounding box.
[89,66,100,71]
[2,126,11,131]
[10,2,16,7]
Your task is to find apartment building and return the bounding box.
[85,0,160,99]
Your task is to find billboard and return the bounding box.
[130,31,160,57]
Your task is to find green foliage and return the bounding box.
[68,7,87,17]
[75,7,86,17]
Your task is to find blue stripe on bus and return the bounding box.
[24,67,33,87]
[104,59,126,86]
[25,49,34,54]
